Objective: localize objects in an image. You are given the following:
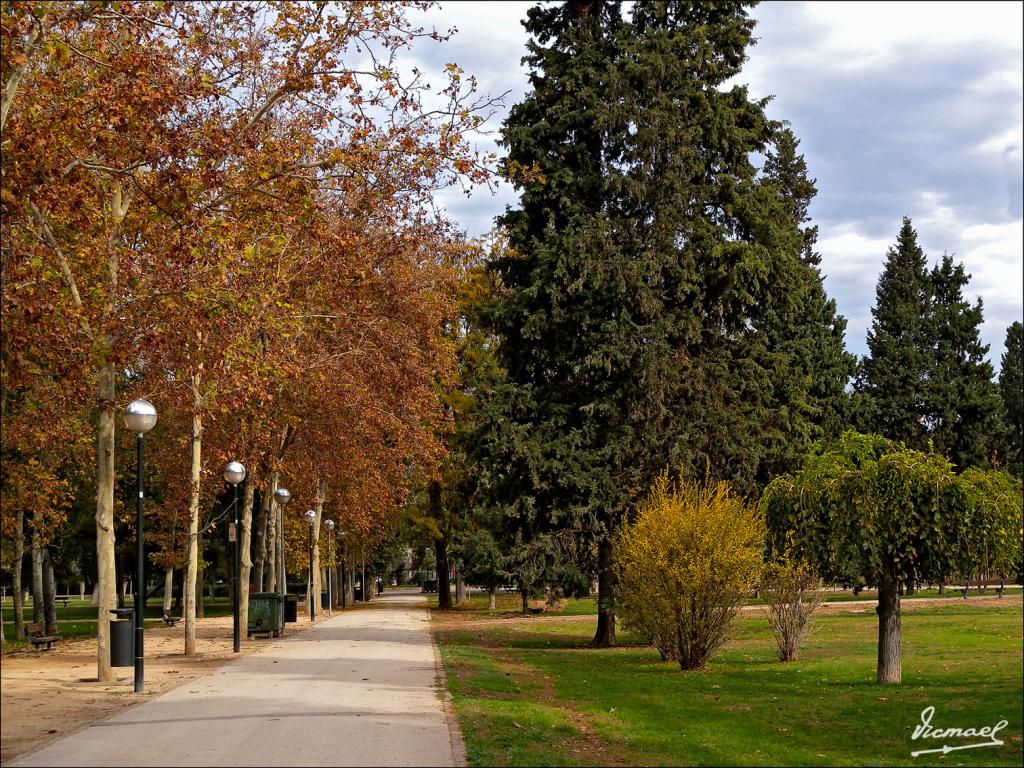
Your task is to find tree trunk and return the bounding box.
[253,485,268,592]
[520,583,529,615]
[434,536,452,610]
[89,582,99,606]
[12,508,26,640]
[184,385,203,656]
[428,480,452,610]
[95,360,118,682]
[78,581,85,600]
[264,472,279,593]
[43,551,57,635]
[455,568,468,606]
[31,526,44,623]
[905,579,916,596]
[172,569,183,612]
[488,584,497,611]
[876,564,902,684]
[592,536,616,647]
[937,578,945,596]
[196,557,205,619]
[162,569,174,615]
[310,481,327,618]
[226,536,235,611]
[239,478,255,634]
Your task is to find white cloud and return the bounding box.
[799,1,1022,67]
[975,125,1023,157]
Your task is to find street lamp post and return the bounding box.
[303,509,316,622]
[272,487,291,629]
[224,461,246,653]
[324,519,335,614]
[124,399,157,694]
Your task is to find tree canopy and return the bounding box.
[762,431,1022,683]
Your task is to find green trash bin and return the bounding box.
[248,592,283,637]
[109,608,134,667]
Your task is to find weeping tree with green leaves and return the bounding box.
[762,431,1022,684]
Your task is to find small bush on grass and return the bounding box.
[616,472,764,670]
[762,558,823,661]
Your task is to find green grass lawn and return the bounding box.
[1,597,233,647]
[435,602,1023,767]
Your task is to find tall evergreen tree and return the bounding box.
[924,255,1000,469]
[998,321,1023,475]
[857,217,931,448]
[483,0,648,647]
[759,127,855,472]
[762,127,820,268]
[480,0,844,646]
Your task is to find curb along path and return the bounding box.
[11,593,464,767]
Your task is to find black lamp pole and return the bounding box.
[308,524,315,622]
[232,481,241,652]
[124,399,156,695]
[134,434,144,693]
[223,461,246,652]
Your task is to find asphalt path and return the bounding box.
[11,593,463,767]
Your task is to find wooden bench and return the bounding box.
[161,614,180,627]
[26,622,61,650]
[56,597,70,609]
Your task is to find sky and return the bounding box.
[407,1,1023,369]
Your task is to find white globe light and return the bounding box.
[304,509,316,524]
[224,461,246,485]
[273,487,291,506]
[124,399,158,434]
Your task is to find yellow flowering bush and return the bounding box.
[616,472,765,670]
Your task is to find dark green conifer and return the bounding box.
[924,255,1000,469]
[759,127,855,476]
[857,218,931,449]
[482,0,851,646]
[998,321,1023,475]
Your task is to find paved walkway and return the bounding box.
[11,593,463,767]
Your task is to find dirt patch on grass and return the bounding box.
[0,615,312,764]
[433,616,635,766]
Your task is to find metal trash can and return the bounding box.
[248,592,283,636]
[109,608,134,667]
[283,594,298,623]
[320,591,329,609]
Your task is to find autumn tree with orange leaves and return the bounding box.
[2,1,496,669]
